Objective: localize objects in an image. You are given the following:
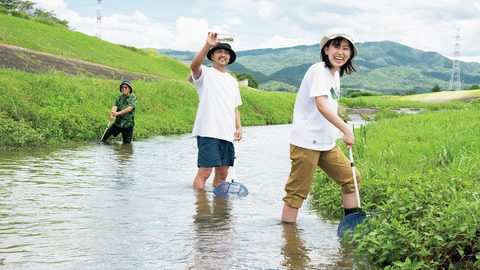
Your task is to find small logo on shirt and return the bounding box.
[313,140,317,144]
[330,87,339,101]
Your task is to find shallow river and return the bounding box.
[0,124,366,270]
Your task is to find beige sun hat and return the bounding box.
[320,33,358,59]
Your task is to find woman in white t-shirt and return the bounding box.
[190,32,243,191]
[282,33,362,223]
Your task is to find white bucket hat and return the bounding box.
[320,33,358,60]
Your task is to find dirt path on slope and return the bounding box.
[0,43,160,81]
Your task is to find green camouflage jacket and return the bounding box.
[114,94,137,128]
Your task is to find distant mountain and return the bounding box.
[156,49,193,64]
[158,41,480,94]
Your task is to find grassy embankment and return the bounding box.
[311,100,480,269]
[0,13,187,80]
[0,14,295,148]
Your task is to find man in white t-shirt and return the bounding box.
[190,32,243,190]
[282,33,362,223]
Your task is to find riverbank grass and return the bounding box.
[0,69,294,148]
[311,106,480,269]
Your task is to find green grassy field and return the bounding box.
[341,92,468,110]
[399,89,480,103]
[340,90,480,110]
[0,14,189,80]
[0,69,295,148]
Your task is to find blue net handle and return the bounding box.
[230,140,239,180]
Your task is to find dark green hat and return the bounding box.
[119,80,133,93]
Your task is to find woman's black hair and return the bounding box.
[320,37,357,77]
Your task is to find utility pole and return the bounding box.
[449,28,461,91]
[96,0,102,39]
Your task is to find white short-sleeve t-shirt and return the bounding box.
[192,65,242,142]
[290,62,341,151]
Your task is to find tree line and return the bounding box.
[0,0,68,27]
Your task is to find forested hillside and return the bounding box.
[159,41,480,94]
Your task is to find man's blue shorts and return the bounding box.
[197,136,235,168]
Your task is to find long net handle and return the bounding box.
[348,148,361,208]
[230,140,238,181]
[99,121,112,142]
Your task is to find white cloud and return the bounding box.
[30,0,480,62]
[100,15,214,51]
[33,0,67,11]
[175,17,212,51]
[214,0,256,13]
[256,35,317,49]
[99,12,170,49]
[33,0,223,50]
[458,56,480,63]
[257,1,278,19]
[225,17,242,25]
[281,0,480,61]
[34,0,82,28]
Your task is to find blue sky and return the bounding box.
[33,0,480,63]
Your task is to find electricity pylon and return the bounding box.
[449,28,461,91]
[96,0,102,39]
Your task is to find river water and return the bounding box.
[0,124,366,270]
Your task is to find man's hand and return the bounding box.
[234,127,243,141]
[207,32,218,47]
[108,112,115,121]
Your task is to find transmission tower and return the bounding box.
[449,28,461,90]
[96,0,102,39]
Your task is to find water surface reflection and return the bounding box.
[191,192,233,269]
[281,223,311,269]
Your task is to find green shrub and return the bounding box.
[10,10,29,19]
[0,111,45,147]
[31,16,58,26]
[0,7,8,14]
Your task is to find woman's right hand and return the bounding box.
[343,129,355,149]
